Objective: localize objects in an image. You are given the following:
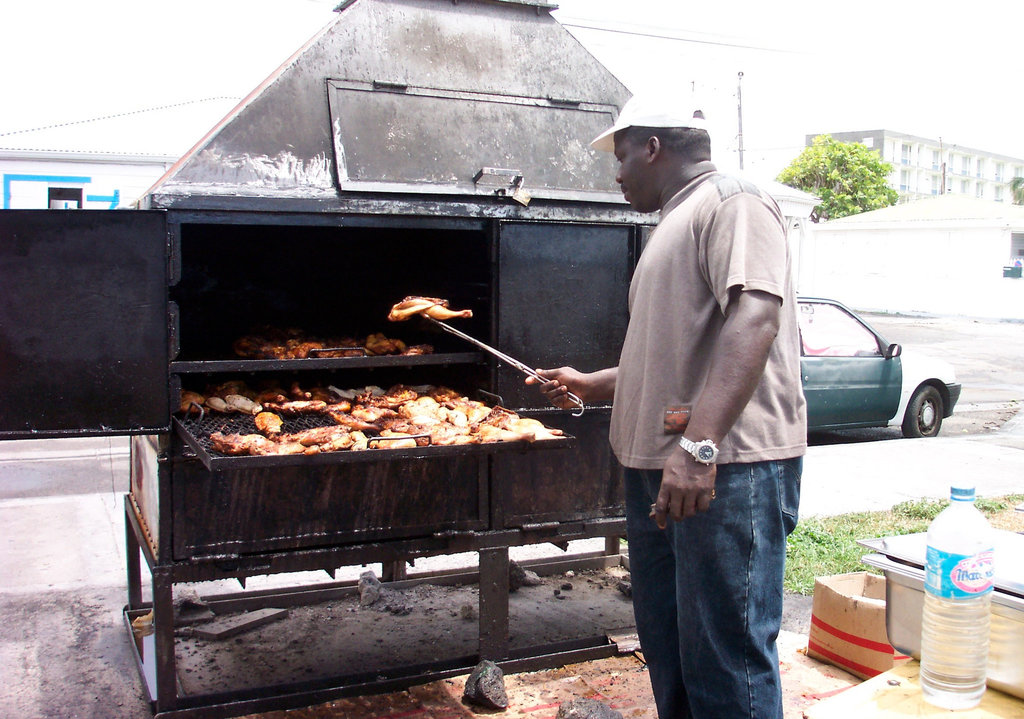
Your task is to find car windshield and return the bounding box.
[799,302,882,357]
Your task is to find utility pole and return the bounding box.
[939,136,946,194]
[736,72,745,170]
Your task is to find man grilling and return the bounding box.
[529,95,807,718]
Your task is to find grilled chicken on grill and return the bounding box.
[349,406,400,424]
[205,397,232,413]
[364,333,407,356]
[369,429,421,449]
[359,384,419,409]
[233,327,425,359]
[225,394,262,415]
[199,382,561,457]
[261,400,328,416]
[288,382,339,403]
[285,425,353,450]
[209,432,303,456]
[254,411,283,436]
[179,390,206,415]
[387,296,473,322]
[325,408,379,432]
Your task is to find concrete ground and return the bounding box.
[3,417,1023,719]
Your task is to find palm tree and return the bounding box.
[1012,176,1024,205]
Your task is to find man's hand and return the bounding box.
[651,446,716,528]
[526,366,618,409]
[526,367,588,410]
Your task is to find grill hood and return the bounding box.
[144,0,630,210]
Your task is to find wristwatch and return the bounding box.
[678,437,719,465]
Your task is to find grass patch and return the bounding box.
[785,493,1024,595]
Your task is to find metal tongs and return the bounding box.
[423,316,585,416]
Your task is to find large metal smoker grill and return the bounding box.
[0,0,657,715]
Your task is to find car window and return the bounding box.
[798,302,882,357]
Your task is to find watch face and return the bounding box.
[697,444,716,462]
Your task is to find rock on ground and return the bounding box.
[556,697,624,719]
[462,659,508,710]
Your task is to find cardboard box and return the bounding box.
[806,572,911,679]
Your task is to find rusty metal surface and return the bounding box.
[149,0,630,205]
[170,447,490,559]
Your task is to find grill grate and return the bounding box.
[178,411,337,452]
[173,408,573,471]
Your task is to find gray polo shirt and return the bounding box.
[609,163,807,468]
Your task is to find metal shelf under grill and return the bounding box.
[169,351,485,374]
[173,414,575,471]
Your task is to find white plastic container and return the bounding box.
[920,485,994,709]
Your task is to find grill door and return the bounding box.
[0,210,169,438]
[496,222,632,410]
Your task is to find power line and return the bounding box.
[0,97,240,137]
[556,15,804,54]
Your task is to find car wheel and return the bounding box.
[902,385,944,438]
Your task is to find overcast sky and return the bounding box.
[2,0,1022,178]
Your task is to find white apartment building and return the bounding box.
[806,130,1024,204]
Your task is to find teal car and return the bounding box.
[798,298,961,438]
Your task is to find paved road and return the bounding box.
[800,312,1024,515]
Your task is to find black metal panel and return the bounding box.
[170,450,490,559]
[496,222,633,410]
[0,210,169,438]
[491,408,623,528]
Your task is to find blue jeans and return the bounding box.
[624,458,802,719]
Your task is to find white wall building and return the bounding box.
[798,195,1024,320]
[806,129,1024,204]
[0,150,176,209]
[0,98,238,209]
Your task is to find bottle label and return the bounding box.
[925,547,994,598]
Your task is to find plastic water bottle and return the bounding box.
[920,485,994,709]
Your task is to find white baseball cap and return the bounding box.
[591,95,707,153]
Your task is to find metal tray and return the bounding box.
[858,530,1024,597]
[861,552,1024,699]
[173,415,574,471]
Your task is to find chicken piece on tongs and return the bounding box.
[387,296,473,322]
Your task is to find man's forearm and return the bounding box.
[584,367,619,402]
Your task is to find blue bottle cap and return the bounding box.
[950,486,975,501]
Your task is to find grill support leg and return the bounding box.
[153,568,178,708]
[478,546,509,660]
[126,502,143,610]
[382,559,407,582]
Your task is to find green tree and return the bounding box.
[777,135,899,221]
[1011,176,1024,205]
